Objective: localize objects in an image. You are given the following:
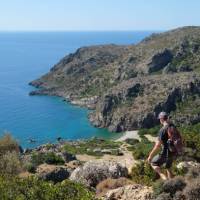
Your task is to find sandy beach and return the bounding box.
[116,130,140,142]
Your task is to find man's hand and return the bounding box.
[147,155,152,164]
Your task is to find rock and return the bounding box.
[177,161,200,171]
[93,148,101,153]
[102,184,153,200]
[65,160,82,170]
[101,149,112,154]
[148,49,173,73]
[59,151,76,162]
[69,160,128,187]
[36,164,71,183]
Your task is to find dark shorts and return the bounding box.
[151,154,174,169]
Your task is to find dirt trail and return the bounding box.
[76,144,137,173]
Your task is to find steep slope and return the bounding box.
[30,26,200,132]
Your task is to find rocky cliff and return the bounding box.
[30,26,200,132]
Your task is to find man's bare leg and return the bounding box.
[166,169,173,179]
[151,165,167,180]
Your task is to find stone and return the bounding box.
[59,151,76,162]
[69,160,128,187]
[177,161,200,171]
[36,164,71,183]
[102,184,153,200]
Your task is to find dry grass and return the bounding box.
[0,133,19,155]
[96,177,133,197]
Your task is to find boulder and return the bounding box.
[59,151,76,162]
[102,184,153,200]
[69,160,128,187]
[36,164,71,183]
[177,161,200,171]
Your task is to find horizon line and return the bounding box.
[0,29,164,32]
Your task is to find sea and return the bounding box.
[0,31,154,148]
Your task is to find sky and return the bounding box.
[0,0,200,31]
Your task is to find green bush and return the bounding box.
[44,152,65,165]
[0,175,95,200]
[125,138,140,145]
[138,126,161,137]
[179,123,200,161]
[30,152,65,169]
[31,152,46,166]
[62,138,121,157]
[130,161,157,186]
[25,163,36,173]
[128,136,154,160]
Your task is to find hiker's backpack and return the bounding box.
[166,125,184,156]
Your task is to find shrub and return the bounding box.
[0,133,19,156]
[185,167,200,179]
[29,152,65,170]
[96,177,133,196]
[0,151,22,175]
[125,138,140,145]
[183,180,200,200]
[161,177,186,196]
[44,152,65,165]
[62,138,121,157]
[128,136,154,160]
[0,175,94,200]
[138,126,161,137]
[31,152,46,166]
[153,180,165,196]
[130,161,157,186]
[25,162,36,173]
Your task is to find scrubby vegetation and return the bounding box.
[0,134,22,175]
[62,138,122,157]
[0,134,95,200]
[127,136,154,159]
[0,175,95,200]
[96,177,133,197]
[1,121,200,200]
[138,126,161,137]
[25,151,65,173]
[130,161,157,186]
[153,169,200,200]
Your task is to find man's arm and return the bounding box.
[147,140,162,163]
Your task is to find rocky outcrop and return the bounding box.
[102,184,153,200]
[36,164,71,183]
[69,160,128,187]
[30,26,200,131]
[177,161,200,171]
[148,49,173,73]
[89,73,200,131]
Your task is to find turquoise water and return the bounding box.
[0,31,153,148]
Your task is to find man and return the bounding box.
[147,112,176,180]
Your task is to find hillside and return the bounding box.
[30,26,200,132]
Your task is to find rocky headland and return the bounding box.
[30,26,200,132]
